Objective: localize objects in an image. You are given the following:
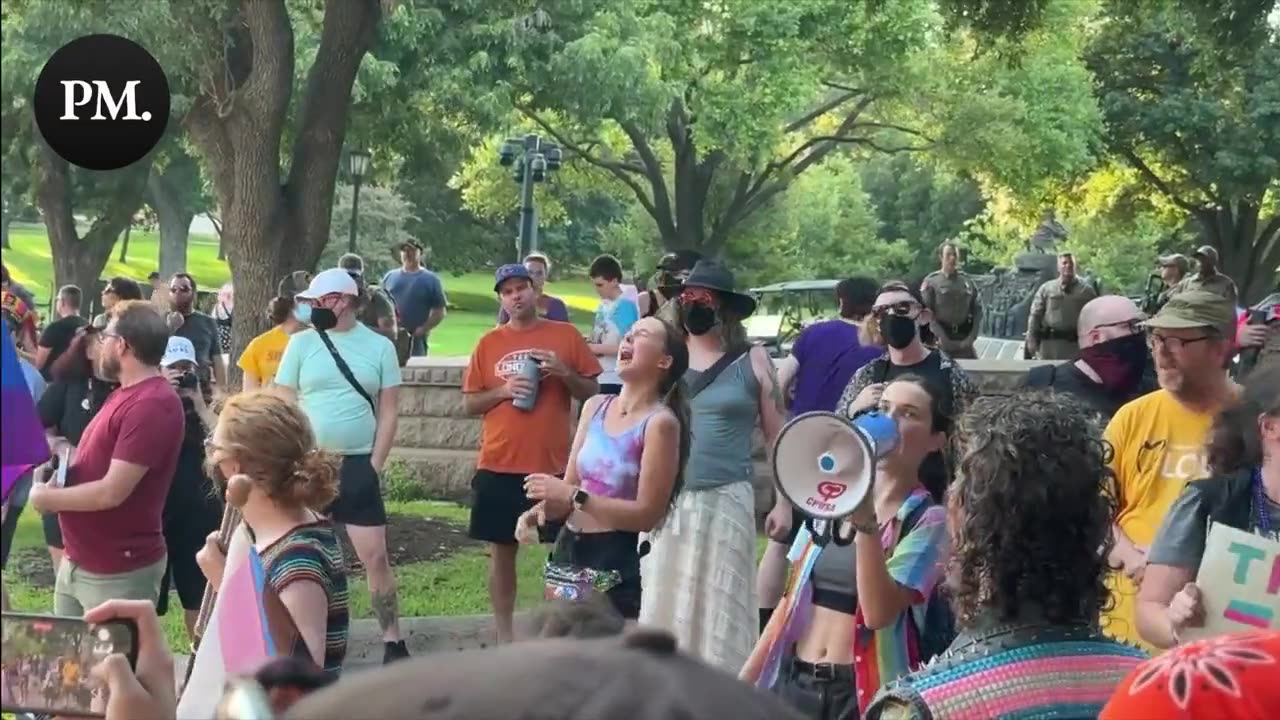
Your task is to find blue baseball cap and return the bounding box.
[494,263,533,291]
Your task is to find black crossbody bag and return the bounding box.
[315,329,376,412]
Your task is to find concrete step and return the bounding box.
[387,447,477,501]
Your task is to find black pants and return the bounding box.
[549,530,642,619]
[774,656,860,720]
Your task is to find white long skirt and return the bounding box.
[639,481,759,674]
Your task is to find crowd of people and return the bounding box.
[0,237,1277,720]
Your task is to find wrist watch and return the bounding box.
[572,489,590,510]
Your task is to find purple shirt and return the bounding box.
[497,294,571,324]
[789,320,881,415]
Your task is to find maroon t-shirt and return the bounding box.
[59,375,184,574]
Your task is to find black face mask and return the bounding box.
[310,307,338,332]
[1078,333,1148,395]
[681,303,718,336]
[882,314,919,349]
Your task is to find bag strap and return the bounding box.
[686,346,748,399]
[314,329,376,412]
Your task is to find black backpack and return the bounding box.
[900,498,957,664]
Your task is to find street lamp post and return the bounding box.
[347,149,371,254]
[498,134,562,258]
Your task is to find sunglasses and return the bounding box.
[872,301,921,319]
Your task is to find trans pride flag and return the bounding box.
[1,328,49,503]
[176,519,303,718]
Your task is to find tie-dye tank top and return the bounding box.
[575,396,654,500]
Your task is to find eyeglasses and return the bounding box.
[1096,319,1142,333]
[1146,332,1213,352]
[872,302,921,319]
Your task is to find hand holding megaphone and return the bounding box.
[772,410,900,546]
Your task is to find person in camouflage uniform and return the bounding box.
[921,242,982,359]
[1151,253,1189,312]
[338,253,399,346]
[1025,252,1098,360]
[1169,245,1238,306]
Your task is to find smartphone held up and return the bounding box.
[0,612,138,718]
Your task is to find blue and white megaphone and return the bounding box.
[772,410,900,546]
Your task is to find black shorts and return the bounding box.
[551,530,643,619]
[327,454,388,527]
[43,512,63,549]
[468,469,563,545]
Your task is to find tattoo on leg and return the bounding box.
[371,589,400,632]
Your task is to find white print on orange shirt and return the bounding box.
[1159,444,1210,482]
[495,349,552,379]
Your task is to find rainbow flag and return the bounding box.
[176,521,302,718]
[1,328,49,503]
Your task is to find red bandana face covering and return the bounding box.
[1100,630,1280,719]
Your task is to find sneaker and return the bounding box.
[382,640,409,664]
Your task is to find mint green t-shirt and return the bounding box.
[274,323,401,455]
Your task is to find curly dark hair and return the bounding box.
[947,391,1117,628]
[1207,363,1280,475]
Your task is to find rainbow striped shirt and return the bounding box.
[259,522,350,675]
[745,487,949,715]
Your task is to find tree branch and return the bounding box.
[617,118,677,240]
[1115,146,1200,213]
[784,90,861,133]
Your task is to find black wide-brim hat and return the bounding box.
[660,260,757,319]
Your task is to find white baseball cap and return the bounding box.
[295,268,359,300]
[161,336,197,367]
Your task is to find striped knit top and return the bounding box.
[865,622,1148,720]
[258,521,350,675]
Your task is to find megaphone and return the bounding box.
[772,410,900,546]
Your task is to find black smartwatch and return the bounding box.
[572,489,590,510]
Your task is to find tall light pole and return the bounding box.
[347,149,371,254]
[498,134,561,258]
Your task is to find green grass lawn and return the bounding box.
[3,223,598,355]
[2,500,549,653]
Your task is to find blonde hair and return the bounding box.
[216,389,339,510]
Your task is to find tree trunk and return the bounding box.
[1,201,10,249]
[1197,201,1280,305]
[148,170,195,277]
[31,137,151,296]
[182,0,382,385]
[117,221,132,263]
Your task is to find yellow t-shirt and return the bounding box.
[237,326,291,386]
[1101,389,1218,649]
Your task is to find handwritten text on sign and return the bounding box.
[1188,524,1280,641]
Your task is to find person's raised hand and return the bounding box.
[529,349,569,377]
[196,530,227,589]
[86,599,176,720]
[1167,582,1205,643]
[849,383,886,415]
[524,473,574,505]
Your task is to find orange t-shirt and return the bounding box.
[464,320,602,475]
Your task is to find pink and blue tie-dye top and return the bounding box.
[575,396,653,500]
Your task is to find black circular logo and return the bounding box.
[32,34,170,171]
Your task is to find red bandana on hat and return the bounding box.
[1100,630,1279,719]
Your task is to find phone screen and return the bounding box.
[1,613,138,718]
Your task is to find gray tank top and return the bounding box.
[683,351,760,491]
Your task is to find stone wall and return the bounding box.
[389,356,1048,510]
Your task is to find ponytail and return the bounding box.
[661,379,691,508]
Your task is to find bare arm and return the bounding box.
[211,353,228,390]
[421,306,446,334]
[562,371,599,402]
[38,460,147,512]
[277,580,331,667]
[579,412,680,532]
[463,386,512,416]
[1137,563,1196,649]
[241,373,262,391]
[371,386,400,472]
[752,345,790,512]
[775,354,800,398]
[34,345,52,370]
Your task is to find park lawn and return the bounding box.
[3,223,598,354]
[2,500,549,653]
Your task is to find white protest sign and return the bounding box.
[1185,523,1280,641]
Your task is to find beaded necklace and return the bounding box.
[1251,465,1276,539]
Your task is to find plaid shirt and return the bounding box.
[743,487,949,715]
